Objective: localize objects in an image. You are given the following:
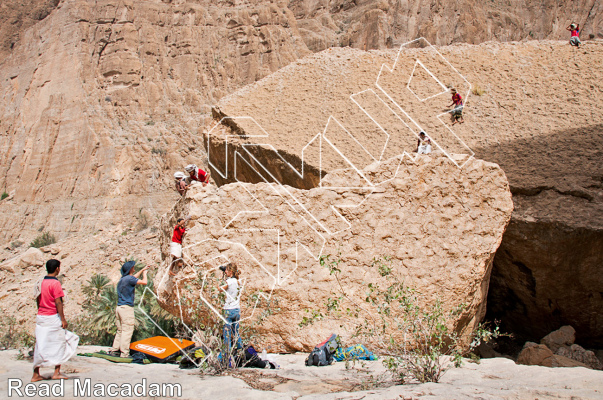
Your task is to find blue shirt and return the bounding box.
[117,275,139,306]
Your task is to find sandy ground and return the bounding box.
[1,346,602,399]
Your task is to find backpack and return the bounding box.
[234,345,276,369]
[305,334,340,366]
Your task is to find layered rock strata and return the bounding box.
[0,0,311,242]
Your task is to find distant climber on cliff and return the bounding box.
[185,164,211,186]
[415,131,432,154]
[448,88,464,125]
[566,23,581,47]
[169,217,189,276]
[174,171,189,195]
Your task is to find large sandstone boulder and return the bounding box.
[156,155,513,352]
[207,44,603,347]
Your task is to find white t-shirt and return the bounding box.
[223,277,240,310]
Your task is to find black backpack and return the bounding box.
[305,334,339,366]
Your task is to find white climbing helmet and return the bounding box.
[174,171,186,180]
[184,164,197,173]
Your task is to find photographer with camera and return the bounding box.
[219,263,243,354]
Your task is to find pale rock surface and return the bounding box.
[541,325,576,353]
[17,247,45,270]
[1,348,603,399]
[156,156,513,352]
[0,247,45,274]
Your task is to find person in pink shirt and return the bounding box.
[567,23,581,47]
[32,259,79,382]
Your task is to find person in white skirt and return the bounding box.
[32,259,79,381]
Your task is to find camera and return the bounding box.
[219,265,226,272]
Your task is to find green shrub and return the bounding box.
[136,208,150,231]
[301,255,503,384]
[30,232,56,248]
[151,147,167,156]
[1,192,8,200]
[10,240,24,250]
[472,85,486,96]
[0,311,34,349]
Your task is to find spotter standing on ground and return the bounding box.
[108,261,149,358]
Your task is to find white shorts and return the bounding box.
[170,242,182,258]
[418,144,432,154]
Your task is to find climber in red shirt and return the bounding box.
[169,217,188,276]
[448,88,464,125]
[566,23,581,47]
[185,164,211,186]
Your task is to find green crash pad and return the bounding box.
[78,352,150,364]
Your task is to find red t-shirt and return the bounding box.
[190,168,207,182]
[452,93,463,106]
[571,29,580,37]
[38,277,65,316]
[172,226,185,244]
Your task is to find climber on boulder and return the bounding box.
[174,171,189,195]
[416,131,432,154]
[567,23,581,47]
[448,88,464,125]
[169,217,189,276]
[185,164,211,186]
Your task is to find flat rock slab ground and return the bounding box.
[1,346,602,399]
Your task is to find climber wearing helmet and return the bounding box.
[185,164,211,186]
[448,88,464,125]
[566,23,581,47]
[174,171,189,195]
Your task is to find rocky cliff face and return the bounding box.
[290,0,603,51]
[156,156,513,351]
[0,0,311,243]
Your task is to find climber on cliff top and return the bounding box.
[567,23,581,47]
[174,171,189,195]
[185,164,211,186]
[169,217,189,276]
[448,88,464,125]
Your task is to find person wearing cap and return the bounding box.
[108,261,149,358]
[169,217,190,276]
[174,171,189,195]
[416,131,432,154]
[185,164,211,186]
[566,23,581,47]
[448,88,464,125]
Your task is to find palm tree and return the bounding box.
[82,274,111,299]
